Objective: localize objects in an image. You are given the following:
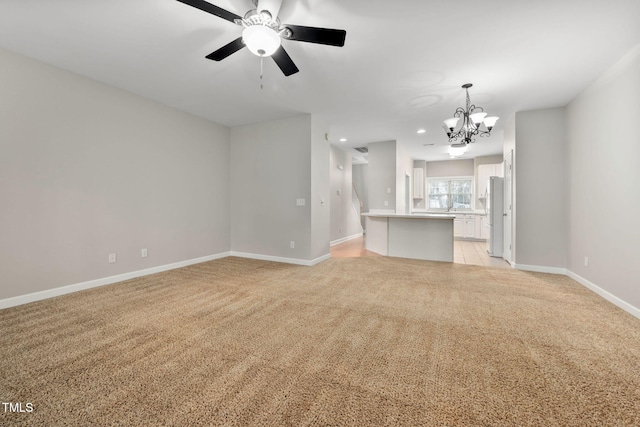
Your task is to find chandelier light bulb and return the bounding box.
[242,25,281,57]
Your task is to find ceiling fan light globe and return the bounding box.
[243,25,281,57]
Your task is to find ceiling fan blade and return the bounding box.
[176,0,241,23]
[283,25,346,47]
[271,46,299,76]
[206,37,245,61]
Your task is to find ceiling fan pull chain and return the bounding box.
[260,56,264,90]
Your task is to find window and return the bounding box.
[427,177,473,210]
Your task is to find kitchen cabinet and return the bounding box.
[477,163,504,203]
[413,168,424,199]
[454,213,475,238]
[475,214,489,239]
[464,216,475,237]
[453,217,463,237]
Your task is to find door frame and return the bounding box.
[503,150,514,265]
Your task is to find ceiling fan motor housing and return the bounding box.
[253,0,282,19]
[176,0,346,76]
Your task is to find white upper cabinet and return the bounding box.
[477,163,504,200]
[413,168,424,199]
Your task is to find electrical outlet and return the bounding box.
[387,188,391,194]
[141,248,148,258]
[290,241,295,249]
[384,201,389,206]
[584,256,589,267]
[108,253,117,264]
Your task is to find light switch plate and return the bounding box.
[296,198,305,206]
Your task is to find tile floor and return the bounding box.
[331,236,511,269]
[453,239,511,268]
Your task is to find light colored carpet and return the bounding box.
[1,256,639,426]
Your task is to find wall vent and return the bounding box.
[354,146,368,153]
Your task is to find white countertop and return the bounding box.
[362,212,455,219]
[412,210,487,215]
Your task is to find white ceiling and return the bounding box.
[1,0,639,162]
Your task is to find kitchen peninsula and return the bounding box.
[362,213,455,262]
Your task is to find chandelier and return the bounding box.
[443,83,499,147]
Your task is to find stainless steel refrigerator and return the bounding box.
[486,176,504,257]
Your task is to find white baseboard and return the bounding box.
[0,250,333,311]
[513,263,569,275]
[567,271,640,320]
[0,251,231,310]
[5,253,637,322]
[330,232,363,247]
[514,263,640,320]
[230,251,331,267]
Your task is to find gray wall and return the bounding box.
[567,44,640,309]
[310,116,331,260]
[502,43,640,313]
[329,145,362,243]
[503,114,516,263]
[230,114,330,262]
[514,108,568,269]
[352,164,368,215]
[0,47,231,300]
[367,141,397,212]
[426,159,474,177]
[395,143,414,214]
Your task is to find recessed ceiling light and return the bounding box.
[339,138,347,142]
[417,129,426,134]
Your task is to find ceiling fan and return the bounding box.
[176,0,347,76]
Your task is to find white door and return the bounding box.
[503,150,513,264]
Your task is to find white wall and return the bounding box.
[566,44,640,310]
[329,145,362,243]
[0,47,231,300]
[514,108,568,269]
